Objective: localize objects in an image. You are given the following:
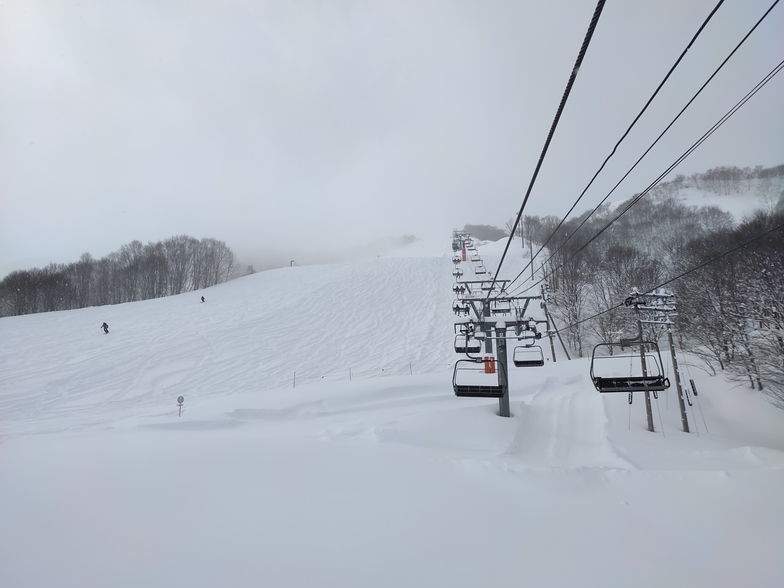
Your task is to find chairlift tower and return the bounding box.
[452,290,548,417]
[540,284,557,363]
[626,290,689,433]
[621,312,656,433]
[496,321,511,417]
[588,290,676,433]
[451,230,472,252]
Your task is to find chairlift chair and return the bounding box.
[452,300,470,316]
[513,345,545,367]
[475,265,487,275]
[515,328,541,341]
[454,334,482,354]
[452,358,506,398]
[470,253,481,262]
[589,342,670,393]
[453,267,464,277]
[452,255,461,265]
[491,300,512,315]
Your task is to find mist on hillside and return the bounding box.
[238,235,421,273]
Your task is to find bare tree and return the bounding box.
[552,258,589,357]
[164,235,194,295]
[72,253,94,308]
[139,242,169,300]
[117,240,144,302]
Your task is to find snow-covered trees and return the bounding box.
[678,211,784,406]
[587,246,663,348]
[522,163,783,407]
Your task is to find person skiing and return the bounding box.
[101,322,109,334]
[201,296,205,303]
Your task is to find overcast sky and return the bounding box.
[1,0,783,276]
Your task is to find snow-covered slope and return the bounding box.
[0,255,457,435]
[657,175,783,221]
[1,238,783,588]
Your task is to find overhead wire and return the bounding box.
[511,56,784,297]
[485,0,607,302]
[507,0,782,295]
[509,0,728,291]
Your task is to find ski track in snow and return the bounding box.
[503,374,634,469]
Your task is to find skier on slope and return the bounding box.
[101,322,109,334]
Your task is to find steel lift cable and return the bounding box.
[507,0,782,294]
[509,57,784,297]
[509,0,728,291]
[485,0,607,303]
[546,58,784,286]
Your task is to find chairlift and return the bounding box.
[589,342,670,393]
[475,265,487,275]
[464,238,473,247]
[491,300,512,315]
[452,283,466,295]
[515,329,541,342]
[452,255,461,265]
[470,253,481,262]
[513,345,544,367]
[452,358,506,398]
[454,334,482,354]
[452,241,461,252]
[452,267,463,277]
[454,320,475,335]
[452,300,470,316]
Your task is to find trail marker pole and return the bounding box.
[177,396,184,417]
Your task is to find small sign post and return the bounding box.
[177,395,184,417]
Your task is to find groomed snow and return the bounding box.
[1,238,783,587]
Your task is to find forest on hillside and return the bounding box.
[0,236,237,317]
[512,165,784,406]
